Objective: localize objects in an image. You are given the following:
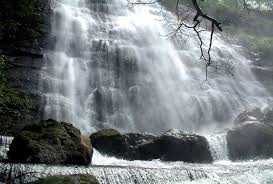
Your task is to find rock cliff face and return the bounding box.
[0,0,52,133]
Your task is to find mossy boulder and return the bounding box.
[8,119,92,165]
[227,121,273,161]
[32,175,99,184]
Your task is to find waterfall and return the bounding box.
[205,133,229,161]
[40,0,272,133]
[0,136,13,160]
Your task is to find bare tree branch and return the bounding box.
[126,0,226,80]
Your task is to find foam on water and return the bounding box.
[1,158,273,184]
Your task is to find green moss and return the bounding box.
[92,129,121,137]
[32,175,100,184]
[80,175,99,184]
[0,0,45,42]
[32,176,75,184]
[0,83,33,135]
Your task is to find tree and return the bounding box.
[127,0,272,79]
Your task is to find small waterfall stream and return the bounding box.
[205,133,229,161]
[0,136,13,160]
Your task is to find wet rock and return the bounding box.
[90,129,129,158]
[32,175,99,184]
[233,107,263,125]
[90,129,156,159]
[262,107,273,125]
[8,119,91,165]
[124,132,156,146]
[227,121,273,161]
[91,129,212,163]
[0,0,52,132]
[137,129,213,163]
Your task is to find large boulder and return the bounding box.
[233,107,263,126]
[8,119,91,165]
[90,129,156,159]
[90,129,129,158]
[32,175,99,184]
[137,129,213,163]
[227,121,273,161]
[91,129,212,163]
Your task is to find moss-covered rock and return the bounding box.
[32,175,99,184]
[8,119,92,165]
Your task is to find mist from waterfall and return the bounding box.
[40,0,272,134]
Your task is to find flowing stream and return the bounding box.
[1,135,273,184]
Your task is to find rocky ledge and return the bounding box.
[8,119,92,165]
[90,129,213,163]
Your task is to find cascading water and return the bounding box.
[0,136,13,160]
[40,0,272,133]
[205,133,229,161]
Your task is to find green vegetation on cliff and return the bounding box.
[0,53,33,135]
[0,0,43,42]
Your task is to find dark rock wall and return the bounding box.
[0,0,52,131]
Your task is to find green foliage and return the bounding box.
[0,53,33,135]
[190,0,273,62]
[237,33,273,60]
[0,84,33,132]
[0,0,42,42]
[163,0,273,62]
